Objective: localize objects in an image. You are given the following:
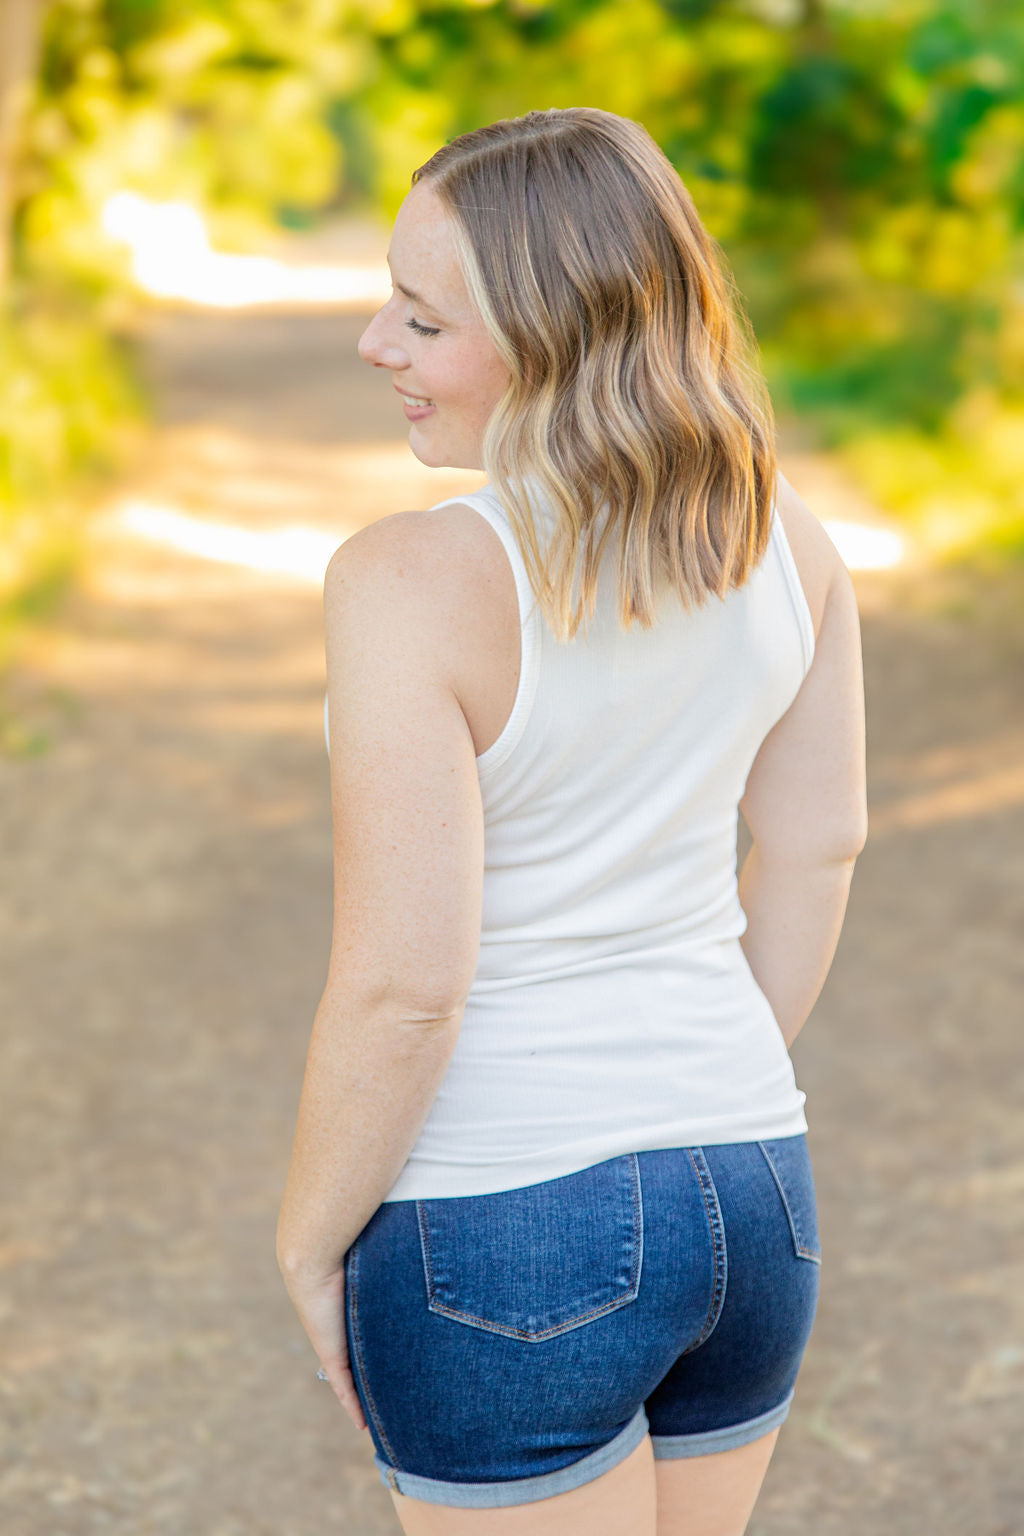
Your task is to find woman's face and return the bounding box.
[357,182,511,472]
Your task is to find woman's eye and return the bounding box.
[405,317,440,337]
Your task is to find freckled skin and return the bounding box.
[357,183,511,473]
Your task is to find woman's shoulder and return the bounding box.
[326,500,504,596]
[324,503,520,760]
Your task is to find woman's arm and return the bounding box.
[276,993,464,1282]
[737,558,868,1048]
[277,514,485,1280]
[738,845,859,1050]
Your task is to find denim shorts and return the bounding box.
[344,1134,821,1510]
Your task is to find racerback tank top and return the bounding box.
[325,480,815,1200]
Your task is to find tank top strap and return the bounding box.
[768,500,816,676]
[427,485,544,777]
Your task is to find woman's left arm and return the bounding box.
[276,513,485,1416]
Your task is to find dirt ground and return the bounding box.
[1,300,1023,1536]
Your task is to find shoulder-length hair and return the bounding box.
[412,107,778,642]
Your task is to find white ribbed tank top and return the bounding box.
[325,481,815,1201]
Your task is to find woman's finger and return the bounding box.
[319,1360,368,1431]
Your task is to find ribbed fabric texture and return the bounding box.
[325,482,815,1200]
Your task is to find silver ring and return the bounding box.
[316,1366,329,1382]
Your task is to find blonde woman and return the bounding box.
[277,107,867,1536]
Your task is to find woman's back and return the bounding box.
[328,472,850,1203]
[454,472,835,764]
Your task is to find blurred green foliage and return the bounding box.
[16,0,369,283]
[2,0,1023,649]
[336,0,1024,565]
[0,288,143,679]
[2,0,371,640]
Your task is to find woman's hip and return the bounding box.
[343,1136,821,1498]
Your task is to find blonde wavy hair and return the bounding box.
[412,107,779,642]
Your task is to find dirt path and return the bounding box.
[1,300,1022,1536]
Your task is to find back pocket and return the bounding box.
[757,1137,822,1264]
[416,1153,644,1341]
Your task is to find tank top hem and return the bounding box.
[380,1100,810,1202]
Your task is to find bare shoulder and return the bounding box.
[323,504,514,709]
[773,469,853,642]
[325,507,446,582]
[322,512,459,672]
[325,502,504,590]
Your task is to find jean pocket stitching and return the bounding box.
[757,1140,822,1264]
[629,1151,645,1297]
[680,1147,728,1353]
[416,1153,644,1341]
[421,1292,630,1340]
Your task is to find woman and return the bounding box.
[277,107,867,1536]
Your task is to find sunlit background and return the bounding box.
[93,189,907,573]
[4,0,1023,627]
[101,191,392,311]
[2,4,1023,1534]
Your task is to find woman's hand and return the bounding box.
[279,1262,369,1433]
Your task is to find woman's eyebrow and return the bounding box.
[386,253,446,318]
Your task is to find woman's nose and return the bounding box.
[358,309,406,368]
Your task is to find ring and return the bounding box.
[316,1366,329,1381]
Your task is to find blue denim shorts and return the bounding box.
[344,1134,821,1510]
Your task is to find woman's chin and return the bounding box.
[408,436,480,473]
[409,438,446,468]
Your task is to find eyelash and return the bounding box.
[405,317,440,338]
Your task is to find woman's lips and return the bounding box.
[401,398,436,420]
